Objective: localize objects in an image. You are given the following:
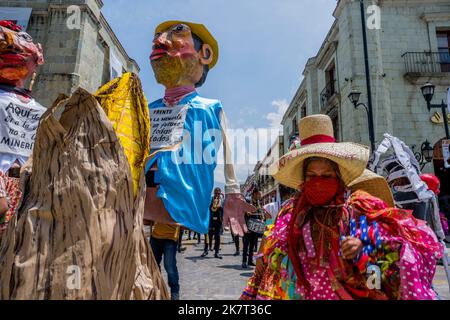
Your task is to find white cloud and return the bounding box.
[266,99,289,130]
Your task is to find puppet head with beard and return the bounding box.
[150,21,217,89]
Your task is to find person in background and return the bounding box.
[242,188,268,269]
[202,188,224,259]
[150,223,181,300]
[187,229,201,242]
[177,227,187,253]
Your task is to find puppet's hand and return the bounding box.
[223,193,256,237]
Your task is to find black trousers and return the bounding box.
[204,226,221,254]
[232,234,240,253]
[243,232,257,264]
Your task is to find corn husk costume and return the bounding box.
[241,115,442,300]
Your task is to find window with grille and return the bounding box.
[437,31,450,72]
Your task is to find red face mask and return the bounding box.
[303,177,341,207]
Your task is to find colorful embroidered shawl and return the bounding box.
[241,191,442,300]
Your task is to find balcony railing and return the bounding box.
[320,80,337,108]
[402,52,450,73]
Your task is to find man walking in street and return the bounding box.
[150,223,181,300]
[202,188,224,259]
[242,188,267,269]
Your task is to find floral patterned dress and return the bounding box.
[241,190,442,300]
[0,171,22,242]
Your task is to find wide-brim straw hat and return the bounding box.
[270,114,369,188]
[349,169,395,207]
[155,20,219,69]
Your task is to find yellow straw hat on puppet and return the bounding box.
[155,20,219,69]
[349,169,395,207]
[270,114,369,189]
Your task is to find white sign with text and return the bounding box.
[0,90,46,158]
[150,104,188,150]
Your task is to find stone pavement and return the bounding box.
[158,232,450,300]
[173,232,250,300]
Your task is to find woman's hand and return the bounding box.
[341,237,363,260]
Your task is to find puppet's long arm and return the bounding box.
[219,109,241,194]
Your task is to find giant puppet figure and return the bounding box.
[0,20,45,238]
[145,21,255,236]
[0,21,168,299]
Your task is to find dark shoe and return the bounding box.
[214,254,223,260]
[233,251,240,256]
[248,261,256,267]
[201,251,208,257]
[242,263,248,269]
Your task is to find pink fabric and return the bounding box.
[298,252,339,300]
[302,221,316,258]
[378,223,441,300]
[163,86,196,106]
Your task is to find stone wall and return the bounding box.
[0,0,139,107]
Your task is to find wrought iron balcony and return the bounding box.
[402,52,450,73]
[320,80,337,108]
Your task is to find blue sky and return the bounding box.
[102,0,337,184]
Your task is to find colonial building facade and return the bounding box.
[282,0,450,195]
[256,136,285,205]
[0,0,139,107]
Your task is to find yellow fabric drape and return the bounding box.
[95,73,150,197]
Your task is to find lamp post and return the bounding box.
[412,140,434,170]
[421,82,450,139]
[348,89,376,151]
[358,0,376,151]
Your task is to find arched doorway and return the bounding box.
[433,138,450,217]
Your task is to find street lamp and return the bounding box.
[412,140,434,170]
[348,89,375,151]
[420,82,450,139]
[422,140,434,163]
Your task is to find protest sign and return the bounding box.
[149,104,188,150]
[0,90,46,158]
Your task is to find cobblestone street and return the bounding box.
[159,232,450,300]
[170,233,251,300]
